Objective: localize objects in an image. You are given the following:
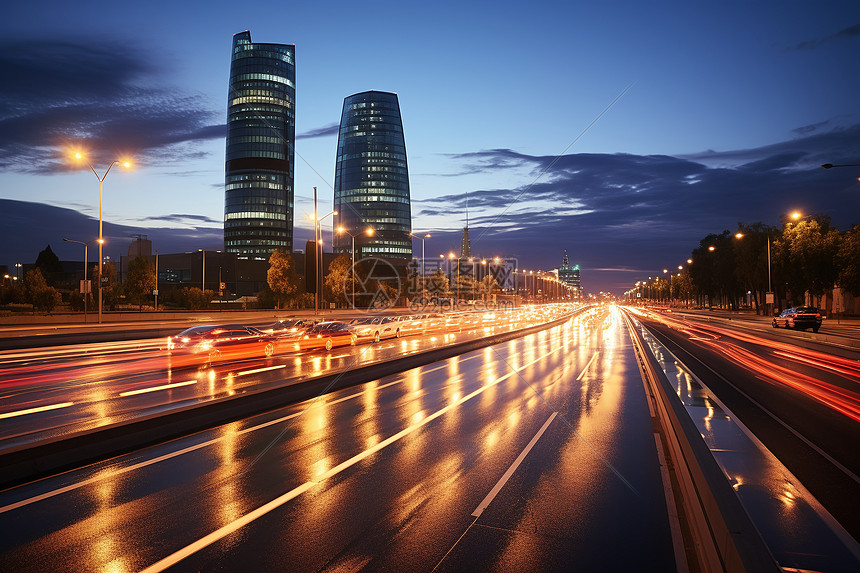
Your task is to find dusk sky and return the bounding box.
[1,0,858,294]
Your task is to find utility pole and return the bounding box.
[314,186,319,315]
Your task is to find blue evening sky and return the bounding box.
[1,0,858,293]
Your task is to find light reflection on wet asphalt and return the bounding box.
[0,311,561,449]
[0,306,676,572]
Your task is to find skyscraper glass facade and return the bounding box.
[333,91,412,261]
[224,31,295,260]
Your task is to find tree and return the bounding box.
[480,273,500,298]
[125,256,156,310]
[180,287,212,310]
[24,268,61,313]
[689,232,735,308]
[35,245,62,286]
[776,215,840,306]
[267,250,298,309]
[425,269,450,299]
[97,261,120,310]
[836,225,860,296]
[324,253,354,307]
[733,222,774,314]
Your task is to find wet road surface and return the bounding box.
[0,306,676,572]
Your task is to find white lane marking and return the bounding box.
[139,481,316,573]
[0,352,497,513]
[235,365,287,377]
[471,411,558,518]
[140,341,567,572]
[0,409,299,514]
[576,351,599,380]
[118,380,197,397]
[0,402,75,420]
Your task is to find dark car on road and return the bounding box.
[166,324,277,364]
[772,307,822,332]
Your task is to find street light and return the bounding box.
[410,232,431,298]
[74,152,131,324]
[448,252,459,303]
[338,226,374,308]
[198,249,205,291]
[821,163,860,181]
[311,207,337,313]
[63,237,97,323]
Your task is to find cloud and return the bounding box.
[143,213,222,226]
[419,123,860,293]
[297,123,339,139]
[436,148,533,176]
[789,22,860,50]
[0,38,224,173]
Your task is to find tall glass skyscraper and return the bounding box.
[224,31,295,260]
[333,91,412,262]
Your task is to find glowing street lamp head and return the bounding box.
[791,211,802,220]
[708,246,715,252]
[735,232,744,239]
[337,226,345,233]
[687,258,693,264]
[365,228,375,236]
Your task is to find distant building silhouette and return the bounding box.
[460,197,471,258]
[224,30,296,260]
[558,250,581,296]
[333,91,412,261]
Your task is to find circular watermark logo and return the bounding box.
[344,257,403,311]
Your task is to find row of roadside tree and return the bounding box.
[643,215,860,314]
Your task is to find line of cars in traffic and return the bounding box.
[166,313,467,365]
[165,305,577,366]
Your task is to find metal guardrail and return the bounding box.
[622,309,780,573]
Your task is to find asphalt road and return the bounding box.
[635,309,860,543]
[0,305,676,572]
[0,309,568,450]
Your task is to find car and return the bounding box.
[772,307,822,332]
[299,321,357,351]
[349,316,400,342]
[166,324,277,364]
[267,318,317,336]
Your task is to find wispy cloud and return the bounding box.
[296,123,339,140]
[143,213,221,226]
[0,38,224,173]
[788,22,860,50]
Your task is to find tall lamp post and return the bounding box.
[410,232,430,297]
[198,249,206,291]
[63,237,98,323]
[338,226,374,309]
[313,206,337,314]
[75,153,131,324]
[448,252,460,304]
[735,230,774,314]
